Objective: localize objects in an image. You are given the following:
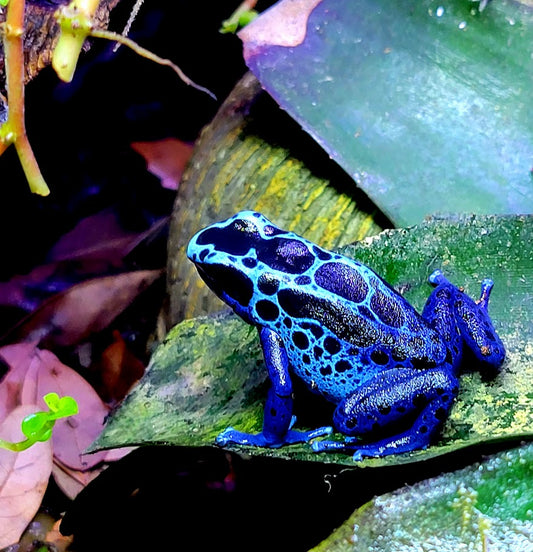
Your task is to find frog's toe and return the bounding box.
[311,439,346,453]
[284,425,333,445]
[352,448,373,462]
[215,427,238,446]
[428,269,448,286]
[216,427,276,448]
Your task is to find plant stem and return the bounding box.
[0,437,33,452]
[1,0,50,195]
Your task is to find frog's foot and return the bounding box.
[312,433,431,461]
[216,425,332,449]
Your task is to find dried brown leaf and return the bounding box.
[4,270,162,347]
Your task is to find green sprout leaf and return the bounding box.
[43,392,78,418]
[220,9,258,34]
[0,394,78,452]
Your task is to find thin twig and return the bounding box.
[91,28,216,100]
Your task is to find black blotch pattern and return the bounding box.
[257,238,315,274]
[301,322,324,338]
[258,273,279,295]
[320,366,332,376]
[197,264,253,307]
[370,349,389,365]
[196,219,260,255]
[313,246,332,261]
[313,346,323,359]
[358,305,375,320]
[335,360,351,373]
[391,348,407,362]
[242,257,257,268]
[263,224,285,236]
[413,394,428,409]
[314,262,369,304]
[292,331,309,350]
[370,290,405,328]
[295,275,312,285]
[324,336,341,355]
[256,300,279,321]
[277,289,380,347]
[411,357,437,369]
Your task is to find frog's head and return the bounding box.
[187,211,317,322]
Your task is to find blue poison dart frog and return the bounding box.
[186,211,505,460]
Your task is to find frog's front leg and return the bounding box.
[312,367,459,460]
[217,327,332,448]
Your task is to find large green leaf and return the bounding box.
[91,215,533,467]
[239,0,533,225]
[311,443,533,551]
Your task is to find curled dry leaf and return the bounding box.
[3,270,163,348]
[94,329,146,403]
[0,405,54,549]
[131,137,194,190]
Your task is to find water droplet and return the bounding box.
[436,6,444,17]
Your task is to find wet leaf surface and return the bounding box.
[93,215,533,467]
[239,0,533,225]
[311,442,533,551]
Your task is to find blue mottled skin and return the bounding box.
[187,211,505,460]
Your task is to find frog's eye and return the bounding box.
[233,219,259,235]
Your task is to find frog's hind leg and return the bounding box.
[312,367,459,460]
[429,270,505,370]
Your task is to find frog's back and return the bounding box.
[252,248,446,402]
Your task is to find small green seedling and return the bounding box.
[220,8,257,34]
[0,393,78,452]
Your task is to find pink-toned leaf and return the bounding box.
[239,0,321,55]
[0,344,120,471]
[15,346,111,470]
[5,270,162,348]
[131,138,194,190]
[0,343,35,421]
[0,405,53,549]
[52,458,104,499]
